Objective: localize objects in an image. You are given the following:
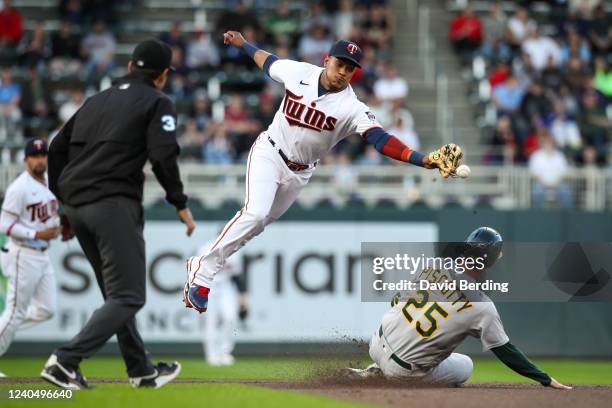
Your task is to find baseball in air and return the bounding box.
[456,164,471,178]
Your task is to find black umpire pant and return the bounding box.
[55,196,155,378]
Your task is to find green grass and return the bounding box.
[0,383,369,408]
[0,356,610,407]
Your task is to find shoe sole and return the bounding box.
[154,363,182,389]
[40,370,81,390]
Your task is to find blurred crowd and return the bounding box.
[449,0,612,208]
[0,0,420,168]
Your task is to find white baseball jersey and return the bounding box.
[380,270,509,370]
[267,59,382,165]
[0,171,59,250]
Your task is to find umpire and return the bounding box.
[42,39,196,390]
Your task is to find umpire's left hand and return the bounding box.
[177,208,196,236]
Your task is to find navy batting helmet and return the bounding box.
[464,227,503,268]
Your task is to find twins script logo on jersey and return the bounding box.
[282,90,338,132]
[26,199,58,222]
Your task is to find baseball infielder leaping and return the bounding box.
[183,31,464,313]
[0,139,66,375]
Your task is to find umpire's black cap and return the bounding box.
[24,138,48,157]
[131,39,175,71]
[329,40,363,68]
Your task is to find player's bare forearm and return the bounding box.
[223,30,272,71]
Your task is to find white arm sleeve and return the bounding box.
[1,186,36,240]
[352,103,382,136]
[268,59,308,84]
[0,210,36,240]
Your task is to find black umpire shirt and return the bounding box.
[48,73,187,210]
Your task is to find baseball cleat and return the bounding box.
[183,283,210,313]
[40,354,92,390]
[129,361,181,389]
[343,364,383,379]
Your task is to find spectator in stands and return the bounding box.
[59,89,85,124]
[301,1,332,33]
[216,0,262,40]
[559,9,588,38]
[266,1,299,43]
[569,0,601,17]
[449,5,483,62]
[578,90,611,164]
[389,99,415,130]
[529,136,572,209]
[521,28,562,72]
[545,101,582,160]
[492,75,525,116]
[333,151,357,196]
[541,56,565,90]
[0,0,23,49]
[388,116,420,152]
[180,118,208,160]
[298,24,334,66]
[0,69,22,142]
[362,3,394,48]
[254,92,277,132]
[203,126,234,165]
[334,0,355,39]
[224,94,259,160]
[488,115,517,164]
[514,53,537,90]
[81,20,116,80]
[593,57,612,98]
[559,29,591,65]
[564,56,589,95]
[481,1,510,61]
[373,63,408,103]
[49,20,83,76]
[186,31,220,70]
[507,6,537,52]
[58,0,85,27]
[20,66,55,135]
[587,4,611,56]
[160,22,187,60]
[190,91,213,132]
[520,81,552,129]
[366,95,391,128]
[18,22,51,68]
[223,26,261,69]
[489,62,511,88]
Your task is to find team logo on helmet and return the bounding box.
[346,43,360,54]
[33,140,44,150]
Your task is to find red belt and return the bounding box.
[268,137,316,171]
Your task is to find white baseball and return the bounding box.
[455,164,471,178]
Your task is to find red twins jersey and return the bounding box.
[267,59,381,165]
[1,171,59,247]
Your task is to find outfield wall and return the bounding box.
[3,206,612,357]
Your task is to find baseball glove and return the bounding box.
[427,143,464,178]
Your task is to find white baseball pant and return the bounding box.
[203,278,239,362]
[0,242,56,356]
[368,330,473,386]
[190,133,314,287]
